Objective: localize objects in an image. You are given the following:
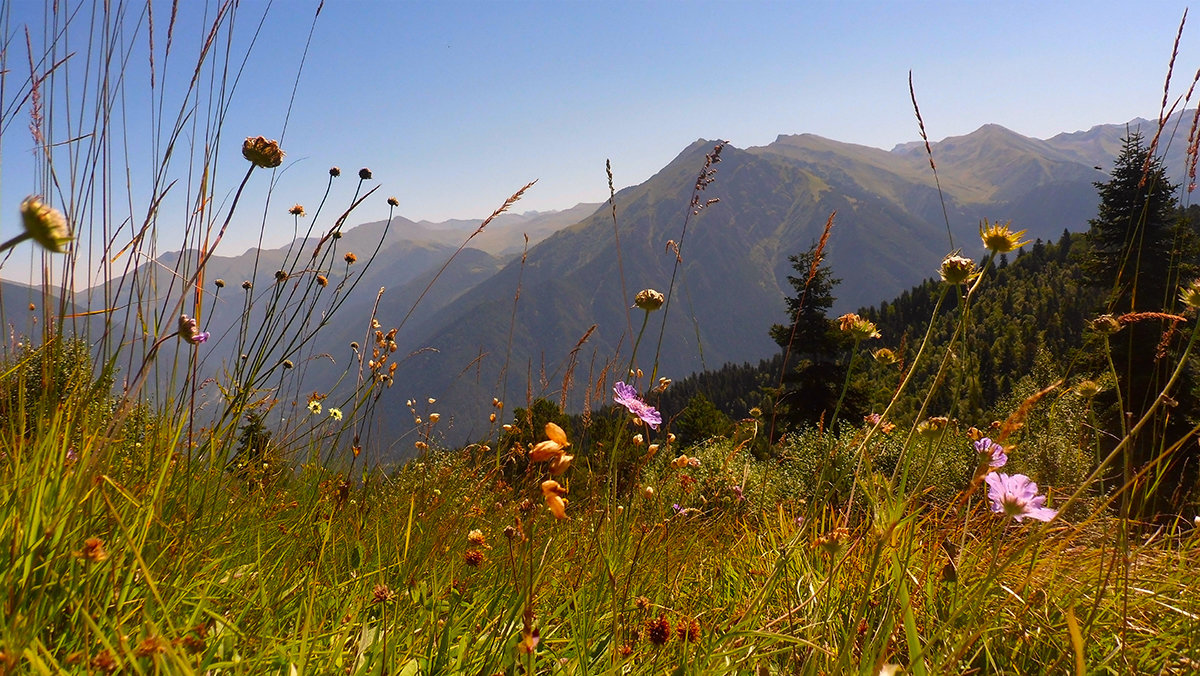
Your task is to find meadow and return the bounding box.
[2,4,1199,675]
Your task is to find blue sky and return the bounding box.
[3,0,1199,266]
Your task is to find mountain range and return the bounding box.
[3,112,1192,459]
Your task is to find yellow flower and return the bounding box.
[307,400,322,415]
[20,196,71,253]
[242,136,284,168]
[837,313,881,341]
[939,252,977,285]
[979,219,1029,254]
[1180,279,1200,309]
[328,408,343,421]
[288,204,306,216]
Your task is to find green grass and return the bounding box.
[4,3,1200,674]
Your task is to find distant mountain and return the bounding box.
[27,113,1198,460]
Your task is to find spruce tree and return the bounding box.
[1084,131,1199,514]
[769,243,862,432]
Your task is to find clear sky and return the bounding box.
[3,0,1199,265]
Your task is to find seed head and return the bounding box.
[19,196,71,253]
[1075,380,1102,399]
[387,196,400,207]
[344,252,357,264]
[288,204,306,216]
[214,279,225,289]
[1088,314,1122,335]
[242,136,284,168]
[242,280,253,290]
[837,313,881,341]
[372,584,395,604]
[275,270,288,282]
[634,288,665,311]
[463,549,485,567]
[646,616,672,645]
[316,275,328,287]
[329,166,341,177]
[939,253,977,285]
[358,167,373,180]
[873,348,898,366]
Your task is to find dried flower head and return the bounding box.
[677,618,701,643]
[814,527,849,556]
[372,584,396,603]
[242,280,253,290]
[283,359,294,369]
[939,252,977,285]
[275,269,288,282]
[329,166,341,177]
[358,167,373,180]
[134,636,168,658]
[463,549,485,567]
[288,204,306,216]
[979,219,1029,254]
[316,274,328,287]
[242,136,284,168]
[76,536,109,562]
[1088,314,1122,334]
[915,416,949,441]
[20,196,71,253]
[646,616,672,645]
[387,196,400,207]
[344,252,358,264]
[467,529,487,546]
[214,278,225,289]
[634,288,665,311]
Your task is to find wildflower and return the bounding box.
[748,407,762,419]
[467,529,487,546]
[75,537,109,562]
[328,408,343,421]
[358,167,373,180]
[329,166,341,177]
[282,359,294,369]
[518,628,540,654]
[387,196,400,207]
[177,314,210,345]
[671,454,691,468]
[463,549,485,567]
[915,416,949,441]
[814,527,849,556]
[1075,380,1102,399]
[837,313,881,340]
[19,196,72,253]
[307,401,322,415]
[134,636,168,658]
[731,484,744,502]
[939,252,977,285]
[549,453,573,476]
[288,204,306,216]
[429,413,440,424]
[541,480,569,519]
[214,278,225,289]
[489,412,497,423]
[1088,314,1122,334]
[646,616,672,645]
[1180,279,1200,309]
[873,348,899,366]
[666,432,676,443]
[655,376,672,392]
[677,618,701,642]
[974,437,1007,468]
[613,381,662,429]
[979,219,1029,254]
[634,288,665,311]
[632,433,644,446]
[641,485,655,498]
[242,136,284,168]
[316,274,328,287]
[646,443,659,456]
[372,584,396,603]
[414,441,428,451]
[635,596,651,611]
[275,269,288,282]
[242,280,253,290]
[984,473,1057,522]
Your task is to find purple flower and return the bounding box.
[984,473,1057,522]
[178,314,210,346]
[613,381,662,429]
[975,437,1007,468]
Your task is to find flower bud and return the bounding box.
[20,196,71,253]
[634,289,665,311]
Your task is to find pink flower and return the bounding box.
[178,314,210,345]
[984,473,1057,522]
[613,381,661,429]
[975,437,1007,468]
